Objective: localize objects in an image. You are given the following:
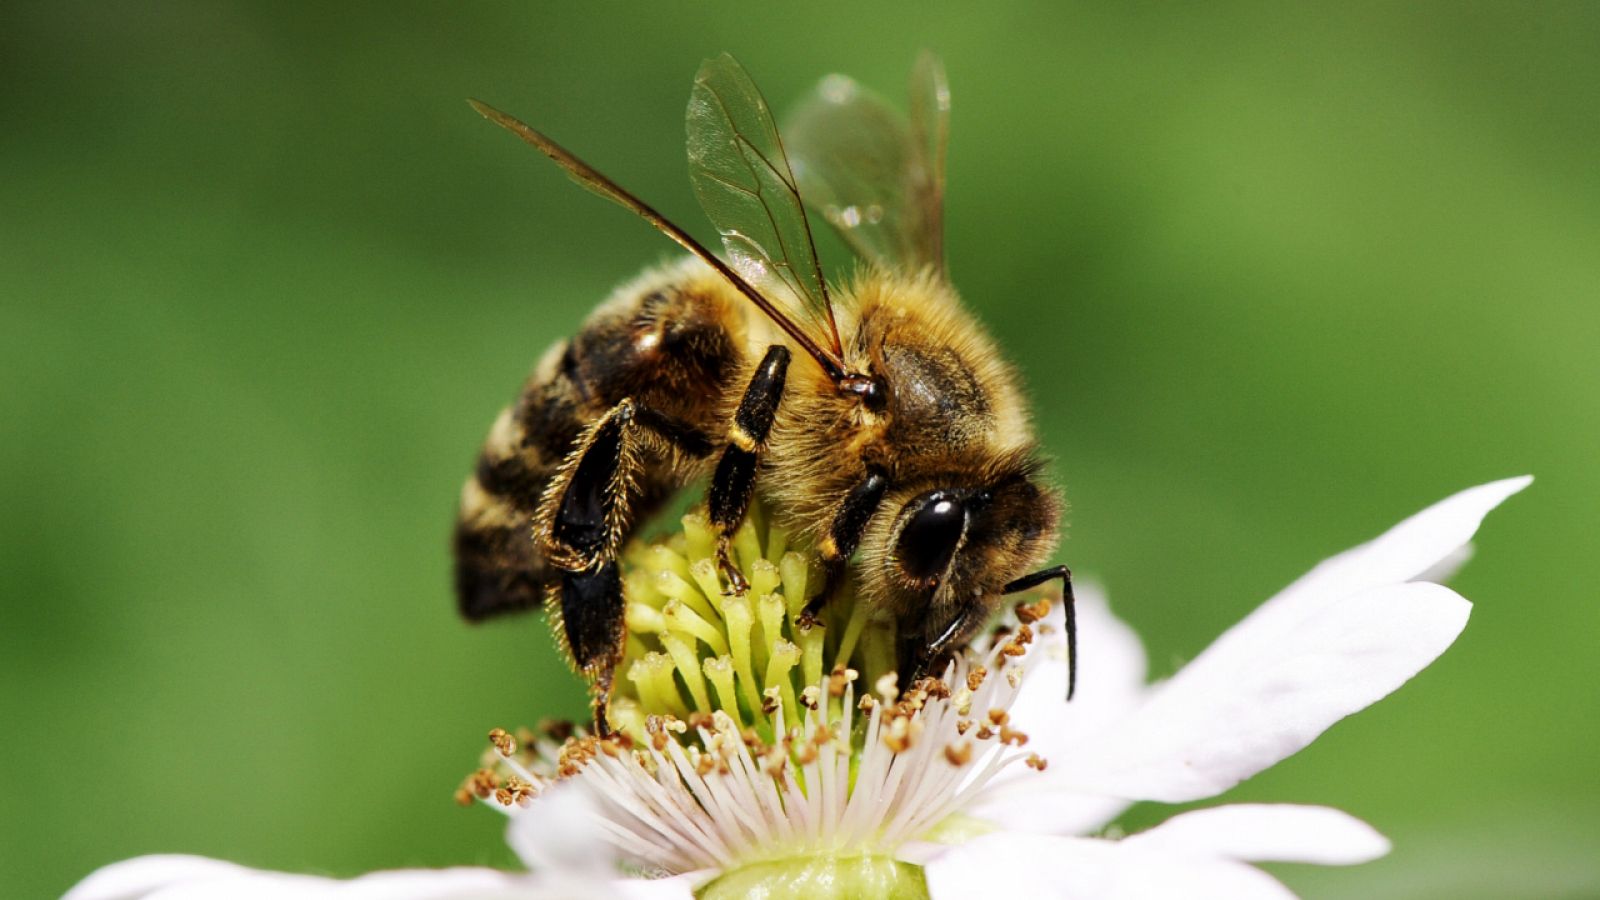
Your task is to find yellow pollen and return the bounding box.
[801,685,821,710]
[875,672,899,703]
[488,727,516,756]
[495,775,535,806]
[1014,596,1052,624]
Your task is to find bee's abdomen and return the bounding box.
[453,262,743,623]
[453,370,572,620]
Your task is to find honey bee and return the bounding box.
[455,53,1075,729]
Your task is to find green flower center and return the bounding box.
[696,854,928,900]
[607,502,897,750]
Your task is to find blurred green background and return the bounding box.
[4,2,1596,897]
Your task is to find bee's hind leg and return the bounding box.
[707,345,790,594]
[539,398,713,733]
[554,561,624,734]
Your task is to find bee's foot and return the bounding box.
[717,552,750,596]
[796,610,823,631]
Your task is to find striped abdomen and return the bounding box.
[452,259,745,626]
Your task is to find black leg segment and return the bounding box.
[900,602,978,687]
[539,397,716,733]
[548,398,717,569]
[799,466,891,626]
[550,404,633,560]
[558,561,624,733]
[708,345,790,590]
[559,561,625,674]
[1003,564,1077,700]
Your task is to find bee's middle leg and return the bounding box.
[539,397,712,730]
[707,344,790,593]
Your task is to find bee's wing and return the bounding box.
[687,53,843,358]
[470,95,847,380]
[783,51,950,274]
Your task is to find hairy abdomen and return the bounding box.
[453,259,745,622]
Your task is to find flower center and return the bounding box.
[697,853,929,900]
[461,500,1055,876]
[607,504,893,750]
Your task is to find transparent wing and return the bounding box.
[907,50,950,269]
[783,51,950,274]
[469,98,846,378]
[687,53,842,356]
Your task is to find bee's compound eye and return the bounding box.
[897,492,966,582]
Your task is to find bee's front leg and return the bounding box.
[797,466,891,629]
[537,397,712,732]
[708,345,790,594]
[901,602,980,688]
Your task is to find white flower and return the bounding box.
[67,477,1529,899]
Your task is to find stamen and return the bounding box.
[488,728,515,756]
[763,640,802,732]
[462,498,1065,877]
[1014,596,1052,624]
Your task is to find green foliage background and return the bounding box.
[4,3,1596,897]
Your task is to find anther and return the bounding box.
[875,672,899,703]
[1014,596,1052,624]
[488,727,516,757]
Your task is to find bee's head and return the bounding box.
[885,459,1061,640]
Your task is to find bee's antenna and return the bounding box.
[1002,564,1077,700]
[468,99,849,383]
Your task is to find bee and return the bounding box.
[455,53,1076,729]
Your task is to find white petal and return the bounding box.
[1027,478,1528,805]
[1125,804,1390,865]
[924,833,1294,900]
[962,789,1132,841]
[506,780,618,877]
[65,856,531,900]
[1047,581,1471,802]
[964,584,1147,834]
[1414,542,1474,585]
[66,856,254,900]
[614,874,699,899]
[1203,476,1528,668]
[1005,583,1150,753]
